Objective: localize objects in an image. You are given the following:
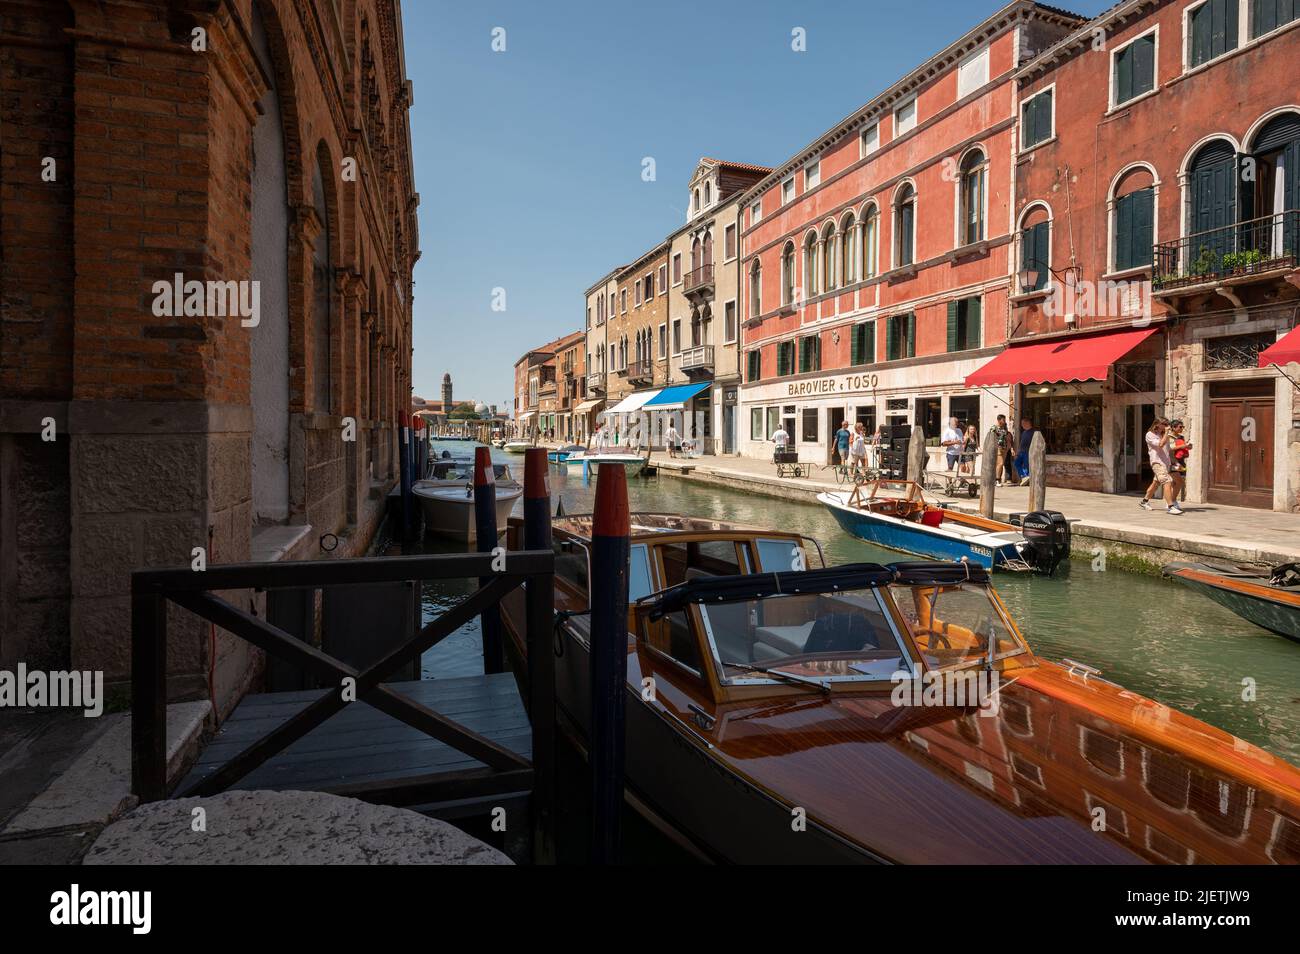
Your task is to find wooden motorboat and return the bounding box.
[1163,561,1300,642]
[564,452,646,477]
[503,440,531,454]
[499,513,1300,864]
[411,479,521,542]
[818,479,1068,573]
[548,444,587,464]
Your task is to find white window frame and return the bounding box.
[750,199,762,226]
[723,298,738,344]
[672,318,682,355]
[1105,162,1162,277]
[860,121,880,158]
[658,264,667,295]
[804,157,821,189]
[782,176,795,205]
[956,45,989,99]
[658,322,667,359]
[952,145,989,249]
[1018,83,1056,153]
[723,223,738,263]
[671,252,683,286]
[1182,0,1243,74]
[1015,201,1054,296]
[894,95,917,136]
[1108,26,1160,111]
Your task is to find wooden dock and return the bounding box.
[180,674,531,815]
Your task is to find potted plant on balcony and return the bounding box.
[1221,248,1264,275]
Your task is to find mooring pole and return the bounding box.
[473,445,504,674]
[588,462,630,864]
[398,413,413,545]
[1028,431,1048,512]
[522,446,556,863]
[907,425,927,485]
[979,429,998,518]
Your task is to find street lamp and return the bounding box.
[1017,260,1082,293]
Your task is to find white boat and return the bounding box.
[411,480,523,542]
[569,452,646,477]
[502,440,531,454]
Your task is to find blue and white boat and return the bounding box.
[818,480,1042,571]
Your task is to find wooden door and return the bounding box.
[1207,391,1274,509]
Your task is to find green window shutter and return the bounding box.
[1115,194,1133,270]
[1134,187,1154,270]
[864,321,875,364]
[798,338,806,374]
[814,335,821,371]
[1115,45,1133,104]
[906,313,916,358]
[886,317,896,361]
[946,300,959,353]
[851,324,861,365]
[968,297,981,349]
[1133,36,1154,97]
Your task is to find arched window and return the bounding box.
[894,183,916,267]
[822,223,838,291]
[1248,112,1300,223]
[704,181,712,205]
[959,149,986,246]
[702,231,713,267]
[803,232,819,297]
[749,258,762,318]
[862,203,879,279]
[1110,165,1156,272]
[840,212,858,284]
[693,188,700,212]
[781,241,796,305]
[1018,204,1052,293]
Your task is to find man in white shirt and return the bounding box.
[771,426,789,453]
[665,422,681,459]
[941,417,962,471]
[1140,418,1182,515]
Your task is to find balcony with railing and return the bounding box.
[683,263,715,299]
[626,358,654,384]
[1154,210,1300,293]
[679,345,714,373]
[587,370,605,392]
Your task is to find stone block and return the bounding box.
[75,434,203,514]
[16,547,71,600]
[206,432,250,511]
[72,514,139,598]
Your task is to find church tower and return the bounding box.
[441,372,452,410]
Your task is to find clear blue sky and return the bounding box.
[402,0,1112,409]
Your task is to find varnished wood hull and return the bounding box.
[1164,563,1300,642]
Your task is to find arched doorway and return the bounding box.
[249,1,291,526]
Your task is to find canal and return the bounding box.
[410,442,1300,771]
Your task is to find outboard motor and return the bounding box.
[1017,510,1071,575]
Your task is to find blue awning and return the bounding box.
[642,382,709,410]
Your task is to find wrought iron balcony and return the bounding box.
[1153,210,1300,292]
[683,263,715,297]
[627,359,654,383]
[679,345,714,372]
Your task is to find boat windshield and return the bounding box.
[887,582,1027,671]
[698,588,909,684]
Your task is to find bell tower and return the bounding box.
[441,371,452,410]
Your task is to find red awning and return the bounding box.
[1259,326,1300,368]
[964,326,1159,387]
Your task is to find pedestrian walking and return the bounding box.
[771,423,790,458]
[1139,418,1183,515]
[941,417,963,471]
[665,421,681,459]
[1169,419,1192,505]
[850,422,868,474]
[958,424,979,476]
[1014,417,1039,486]
[835,420,852,466]
[988,414,1014,485]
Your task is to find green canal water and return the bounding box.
[415,442,1300,769]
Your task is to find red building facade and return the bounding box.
[998,0,1300,509]
[739,2,1084,466]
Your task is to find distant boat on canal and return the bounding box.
[817,479,1069,573]
[498,512,1300,864]
[548,444,587,464]
[503,440,531,454]
[1163,561,1300,642]
[411,469,522,542]
[560,452,647,477]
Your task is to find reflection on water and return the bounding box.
[407,441,1300,766]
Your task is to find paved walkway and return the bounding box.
[639,450,1300,568]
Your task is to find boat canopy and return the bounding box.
[964,325,1157,386]
[639,563,894,619]
[642,382,709,410]
[1259,324,1300,368]
[606,390,662,415]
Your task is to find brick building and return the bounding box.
[603,242,670,445]
[737,2,1083,466]
[982,0,1300,510]
[0,0,418,712]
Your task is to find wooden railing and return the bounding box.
[130,549,555,851]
